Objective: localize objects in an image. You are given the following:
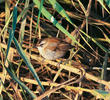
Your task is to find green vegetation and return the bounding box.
[0,0,110,100]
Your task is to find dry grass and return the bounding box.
[0,0,110,100]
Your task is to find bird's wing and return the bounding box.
[58,41,74,51]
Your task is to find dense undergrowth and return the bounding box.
[0,0,110,100]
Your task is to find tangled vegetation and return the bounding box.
[0,0,110,100]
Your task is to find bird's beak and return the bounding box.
[33,44,38,49]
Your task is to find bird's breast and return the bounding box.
[38,47,65,60]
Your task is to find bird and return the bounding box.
[36,37,74,60]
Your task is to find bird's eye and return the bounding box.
[38,39,46,47]
[39,43,44,47]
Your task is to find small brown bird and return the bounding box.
[36,37,74,60]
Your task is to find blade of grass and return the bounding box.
[5,6,17,63]
[48,0,96,53]
[0,60,36,99]
[1,47,36,99]
[101,52,108,89]
[80,29,110,53]
[4,3,46,98]
[17,3,35,23]
[34,0,109,54]
[35,0,44,34]
[0,0,19,36]
[13,37,49,99]
[19,0,29,45]
[33,0,85,50]
[40,0,110,53]
[13,37,45,92]
[3,0,10,43]
[105,0,110,8]
[48,0,76,28]
[97,0,110,14]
